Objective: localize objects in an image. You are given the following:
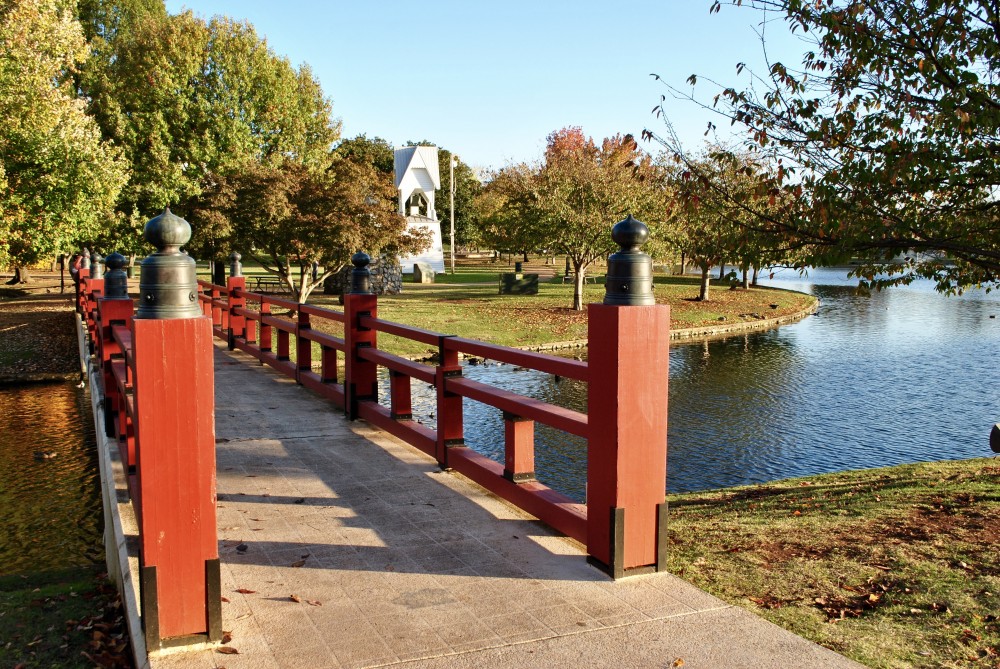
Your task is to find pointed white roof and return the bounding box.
[393,145,441,190]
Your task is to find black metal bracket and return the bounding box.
[140,565,159,651]
[206,558,222,642]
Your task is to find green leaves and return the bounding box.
[0,0,127,268]
[651,0,1000,292]
[80,7,340,257]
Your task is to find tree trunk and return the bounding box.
[718,263,726,281]
[523,250,529,262]
[6,266,32,284]
[752,266,760,286]
[680,253,686,275]
[211,260,226,287]
[741,263,750,289]
[573,265,586,311]
[699,264,711,301]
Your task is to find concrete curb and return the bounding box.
[77,314,151,669]
[517,293,820,353]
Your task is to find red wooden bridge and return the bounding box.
[72,217,860,668]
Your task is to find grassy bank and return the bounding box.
[665,458,1000,669]
[189,257,815,358]
[300,274,814,358]
[0,566,131,668]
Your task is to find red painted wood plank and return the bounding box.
[358,348,435,383]
[447,447,587,543]
[445,377,588,437]
[357,401,437,457]
[359,315,445,346]
[445,337,588,381]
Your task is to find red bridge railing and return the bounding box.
[194,242,670,578]
[79,213,222,652]
[78,212,669,659]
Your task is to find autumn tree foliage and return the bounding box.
[537,128,669,310]
[224,157,428,303]
[651,0,1000,293]
[666,148,788,300]
[473,163,546,261]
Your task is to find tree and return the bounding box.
[227,157,429,303]
[79,8,340,272]
[536,128,669,310]
[405,140,482,251]
[473,164,547,262]
[0,0,127,283]
[334,134,395,175]
[651,0,1000,293]
[665,150,766,300]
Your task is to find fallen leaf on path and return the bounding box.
[235,589,256,595]
[216,646,239,654]
[289,594,302,603]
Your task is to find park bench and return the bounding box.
[252,276,288,293]
[561,274,604,284]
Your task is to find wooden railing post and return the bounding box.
[344,252,377,420]
[131,209,221,648]
[389,371,412,419]
[586,216,669,579]
[210,285,222,326]
[227,253,245,350]
[259,301,272,352]
[502,413,535,482]
[435,336,464,468]
[296,308,312,382]
[96,253,134,438]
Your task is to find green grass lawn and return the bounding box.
[292,274,815,358]
[191,257,814,359]
[665,458,1000,669]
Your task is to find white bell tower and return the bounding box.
[394,146,445,273]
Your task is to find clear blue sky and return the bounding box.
[163,0,803,171]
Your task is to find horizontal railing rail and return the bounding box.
[81,218,669,613]
[194,276,594,543]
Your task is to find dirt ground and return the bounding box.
[0,271,81,381]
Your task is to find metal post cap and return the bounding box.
[229,252,242,278]
[144,207,191,250]
[350,252,373,295]
[93,253,106,280]
[82,248,91,269]
[136,208,202,319]
[103,252,129,298]
[603,215,655,306]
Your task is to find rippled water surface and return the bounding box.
[387,268,1000,498]
[0,384,102,575]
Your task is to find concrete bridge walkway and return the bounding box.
[142,341,860,669]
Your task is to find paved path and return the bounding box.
[151,342,863,669]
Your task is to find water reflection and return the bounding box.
[0,384,102,575]
[383,267,1000,499]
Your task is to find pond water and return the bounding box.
[0,383,102,575]
[387,267,1000,499]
